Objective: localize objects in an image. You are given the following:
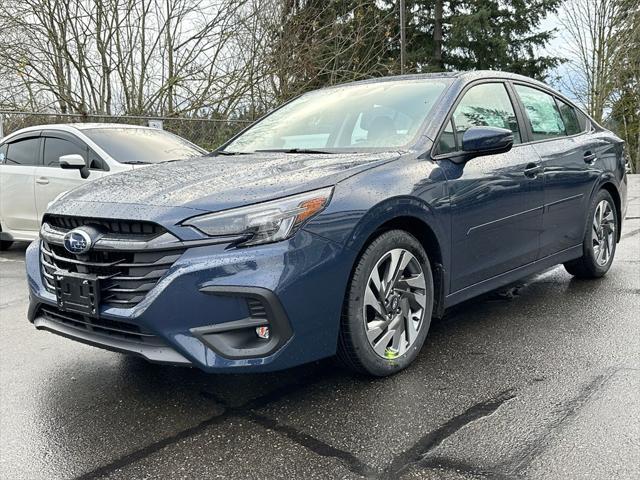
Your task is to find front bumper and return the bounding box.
[26,229,352,372]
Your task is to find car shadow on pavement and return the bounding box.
[26,263,607,479]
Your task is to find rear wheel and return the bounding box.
[337,230,434,376]
[564,189,618,278]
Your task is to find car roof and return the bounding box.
[319,70,551,91]
[1,123,162,143]
[11,123,153,133]
[67,123,156,131]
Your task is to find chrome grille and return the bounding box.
[40,217,185,308]
[44,215,164,237]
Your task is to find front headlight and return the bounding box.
[183,187,334,246]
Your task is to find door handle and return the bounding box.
[36,177,49,185]
[524,163,542,178]
[584,151,597,164]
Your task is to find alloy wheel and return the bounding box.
[592,199,616,266]
[362,248,427,359]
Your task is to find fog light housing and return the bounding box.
[255,326,270,339]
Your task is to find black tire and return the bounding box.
[0,225,13,251]
[564,189,618,278]
[337,230,434,377]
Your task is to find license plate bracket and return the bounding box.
[54,272,100,317]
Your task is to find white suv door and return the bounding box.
[35,134,107,221]
[0,135,41,235]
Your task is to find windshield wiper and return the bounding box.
[121,160,152,165]
[254,148,335,154]
[208,150,251,156]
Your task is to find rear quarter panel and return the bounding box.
[591,132,628,233]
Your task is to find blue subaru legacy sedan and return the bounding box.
[25,71,628,376]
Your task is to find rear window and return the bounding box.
[83,128,203,164]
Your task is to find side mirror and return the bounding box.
[461,126,514,161]
[59,154,90,179]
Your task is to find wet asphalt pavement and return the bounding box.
[1,176,639,480]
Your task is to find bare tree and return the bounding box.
[558,0,630,122]
[264,1,398,103]
[0,0,252,116]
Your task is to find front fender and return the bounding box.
[304,156,449,252]
[302,157,451,307]
[343,196,448,254]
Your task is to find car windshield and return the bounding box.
[84,128,204,164]
[223,79,451,153]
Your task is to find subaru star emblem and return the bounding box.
[63,229,92,254]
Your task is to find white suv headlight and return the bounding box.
[183,187,334,246]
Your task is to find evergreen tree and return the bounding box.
[445,0,563,80]
[386,0,563,79]
[271,0,563,103]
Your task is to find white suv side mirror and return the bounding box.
[59,154,90,179]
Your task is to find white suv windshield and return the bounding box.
[224,79,450,153]
[84,128,203,164]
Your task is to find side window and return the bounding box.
[436,82,521,155]
[88,149,107,171]
[43,137,87,167]
[0,144,7,163]
[514,85,565,140]
[575,109,589,132]
[556,99,581,136]
[453,83,522,143]
[437,119,457,154]
[5,138,40,166]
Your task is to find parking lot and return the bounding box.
[0,176,638,480]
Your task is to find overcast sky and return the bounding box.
[537,8,580,102]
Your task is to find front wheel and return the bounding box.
[564,189,618,278]
[0,225,13,251]
[337,230,434,376]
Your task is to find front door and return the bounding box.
[35,134,105,221]
[435,82,544,292]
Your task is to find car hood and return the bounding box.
[61,151,402,212]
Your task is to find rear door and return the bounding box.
[512,84,600,257]
[0,135,41,233]
[435,81,544,292]
[35,132,107,220]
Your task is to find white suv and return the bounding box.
[0,123,206,249]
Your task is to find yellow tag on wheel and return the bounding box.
[384,347,399,359]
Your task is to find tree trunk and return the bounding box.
[431,0,443,70]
